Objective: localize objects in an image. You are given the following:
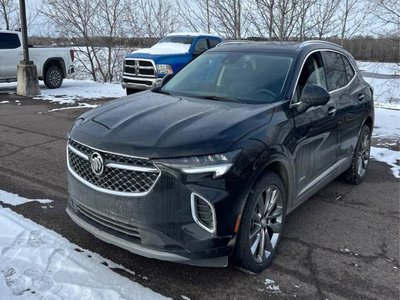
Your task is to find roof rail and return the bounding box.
[300,40,343,48]
[215,40,248,47]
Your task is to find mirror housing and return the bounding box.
[152,73,174,90]
[296,84,330,113]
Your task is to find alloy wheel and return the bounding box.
[357,131,370,177]
[249,186,283,264]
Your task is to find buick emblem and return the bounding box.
[90,152,104,176]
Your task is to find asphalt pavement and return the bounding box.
[0,93,399,299]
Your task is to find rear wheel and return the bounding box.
[44,65,63,89]
[234,171,286,273]
[343,125,371,185]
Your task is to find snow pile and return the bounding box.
[0,202,167,299]
[0,190,52,207]
[264,278,281,294]
[34,79,125,104]
[132,42,190,55]
[373,108,400,139]
[0,101,10,104]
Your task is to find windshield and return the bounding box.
[161,51,293,104]
[158,36,194,45]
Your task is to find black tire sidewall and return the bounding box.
[44,65,63,89]
[235,171,287,273]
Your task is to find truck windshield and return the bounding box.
[161,51,293,104]
[158,36,194,45]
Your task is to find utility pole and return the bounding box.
[16,0,40,96]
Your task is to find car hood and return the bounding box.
[70,91,275,158]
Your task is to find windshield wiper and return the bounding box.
[196,95,240,102]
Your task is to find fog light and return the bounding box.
[191,193,216,234]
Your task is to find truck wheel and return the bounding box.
[342,125,371,185]
[44,65,63,89]
[234,171,286,273]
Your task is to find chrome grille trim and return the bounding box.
[124,58,156,78]
[67,139,161,197]
[76,202,141,239]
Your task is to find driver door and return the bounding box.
[292,52,339,199]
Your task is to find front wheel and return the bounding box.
[234,171,286,273]
[44,65,63,89]
[343,125,371,185]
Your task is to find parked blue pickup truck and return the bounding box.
[122,33,223,95]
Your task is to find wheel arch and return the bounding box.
[42,58,66,79]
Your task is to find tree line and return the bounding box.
[1,0,398,82]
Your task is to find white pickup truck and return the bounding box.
[0,31,74,88]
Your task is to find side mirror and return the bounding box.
[296,84,330,114]
[152,73,173,90]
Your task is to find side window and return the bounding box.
[342,55,355,82]
[0,33,21,49]
[322,51,348,91]
[293,52,327,103]
[208,38,220,48]
[193,38,208,55]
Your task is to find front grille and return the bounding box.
[67,139,160,195]
[76,202,141,239]
[124,59,156,77]
[191,193,216,234]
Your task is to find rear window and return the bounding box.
[322,51,348,91]
[158,36,194,45]
[0,33,21,49]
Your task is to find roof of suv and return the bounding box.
[212,40,344,54]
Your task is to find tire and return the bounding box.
[126,88,140,95]
[234,171,287,273]
[343,125,371,185]
[44,65,63,89]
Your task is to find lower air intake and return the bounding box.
[191,193,216,234]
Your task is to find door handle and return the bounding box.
[358,94,365,101]
[327,106,337,117]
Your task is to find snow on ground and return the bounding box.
[0,79,125,105]
[0,193,168,300]
[372,108,400,178]
[0,190,52,207]
[357,61,399,76]
[357,61,400,110]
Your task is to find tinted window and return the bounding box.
[162,52,293,104]
[322,51,348,91]
[158,36,194,45]
[208,38,220,48]
[194,38,208,55]
[342,55,355,82]
[294,52,327,103]
[0,33,21,49]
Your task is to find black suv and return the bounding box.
[66,41,373,273]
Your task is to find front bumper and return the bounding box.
[66,166,240,267]
[122,75,159,91]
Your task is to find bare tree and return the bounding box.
[0,0,19,30]
[309,0,340,39]
[337,0,371,46]
[175,0,213,33]
[42,0,129,82]
[211,0,251,39]
[136,0,180,38]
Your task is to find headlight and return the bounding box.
[156,64,173,76]
[155,150,241,178]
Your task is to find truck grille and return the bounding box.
[67,139,160,196]
[124,59,156,77]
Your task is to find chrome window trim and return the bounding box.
[190,193,217,235]
[66,140,161,197]
[289,48,357,109]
